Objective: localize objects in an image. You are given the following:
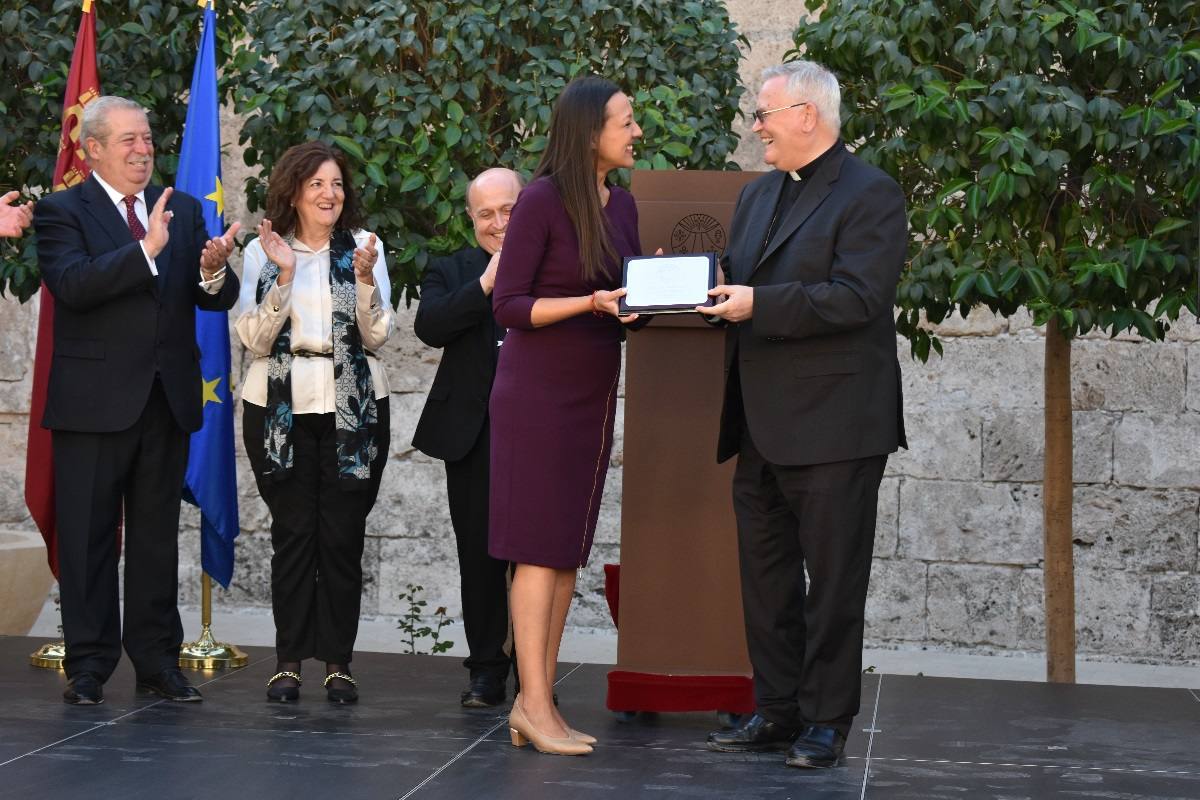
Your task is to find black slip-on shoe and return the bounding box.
[63,673,104,705]
[707,713,799,753]
[461,673,506,708]
[136,668,203,702]
[785,725,846,768]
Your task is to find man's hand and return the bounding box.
[142,187,174,258]
[256,220,296,285]
[353,233,378,286]
[479,249,500,295]
[697,283,753,323]
[0,191,33,238]
[200,221,242,280]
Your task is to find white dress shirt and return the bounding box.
[91,171,227,293]
[236,230,394,411]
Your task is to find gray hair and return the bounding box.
[80,96,147,146]
[761,61,841,131]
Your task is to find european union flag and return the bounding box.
[179,0,238,588]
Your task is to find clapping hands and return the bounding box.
[0,191,33,238]
[256,220,296,285]
[200,221,242,279]
[353,233,378,286]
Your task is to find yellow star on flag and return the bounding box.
[202,376,223,407]
[205,176,224,217]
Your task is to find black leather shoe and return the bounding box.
[136,668,203,702]
[707,713,799,752]
[785,725,846,768]
[460,674,505,708]
[63,673,104,705]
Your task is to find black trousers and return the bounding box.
[243,399,389,665]
[445,418,512,680]
[732,426,886,737]
[54,379,189,681]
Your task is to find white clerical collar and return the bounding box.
[788,170,801,182]
[92,171,147,208]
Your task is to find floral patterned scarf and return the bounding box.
[255,228,378,486]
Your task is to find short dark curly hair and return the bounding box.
[263,141,365,236]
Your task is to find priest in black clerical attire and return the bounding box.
[698,60,908,770]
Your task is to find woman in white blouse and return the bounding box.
[236,141,394,704]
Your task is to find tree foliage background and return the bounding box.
[232,0,746,304]
[794,0,1199,359]
[0,0,248,301]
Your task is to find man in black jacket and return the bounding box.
[35,96,240,705]
[699,62,907,768]
[413,168,523,707]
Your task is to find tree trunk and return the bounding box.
[1043,318,1075,683]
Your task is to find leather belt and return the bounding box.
[292,349,377,358]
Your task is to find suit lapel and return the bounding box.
[79,175,135,251]
[734,171,785,284]
[749,148,846,281]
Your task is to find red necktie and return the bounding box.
[123,195,146,241]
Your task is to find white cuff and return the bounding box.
[139,242,158,277]
[199,265,227,295]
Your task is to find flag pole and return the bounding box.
[174,0,245,670]
[179,572,248,669]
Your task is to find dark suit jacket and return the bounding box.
[717,145,908,466]
[34,175,240,434]
[412,246,499,462]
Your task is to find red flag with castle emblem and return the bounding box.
[25,0,102,577]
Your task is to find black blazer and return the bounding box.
[412,246,499,462]
[34,175,240,434]
[717,145,908,466]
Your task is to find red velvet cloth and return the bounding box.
[606,670,754,713]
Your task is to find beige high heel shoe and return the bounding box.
[509,696,593,756]
[570,728,598,745]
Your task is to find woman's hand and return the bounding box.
[257,220,296,285]
[592,288,639,324]
[353,233,378,286]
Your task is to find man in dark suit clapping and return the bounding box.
[699,61,908,769]
[34,95,240,705]
[413,168,523,707]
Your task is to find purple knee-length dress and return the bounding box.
[488,177,641,569]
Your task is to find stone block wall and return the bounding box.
[865,309,1200,661]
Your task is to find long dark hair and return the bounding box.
[533,76,621,284]
[264,141,364,236]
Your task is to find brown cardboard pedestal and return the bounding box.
[605,170,763,718]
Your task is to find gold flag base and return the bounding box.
[30,641,66,670]
[178,572,248,669]
[179,623,248,670]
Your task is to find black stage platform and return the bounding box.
[1,635,1198,799]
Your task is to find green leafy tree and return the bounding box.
[795,0,1199,680]
[231,0,746,304]
[0,0,249,301]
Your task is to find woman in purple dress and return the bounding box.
[490,76,643,756]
